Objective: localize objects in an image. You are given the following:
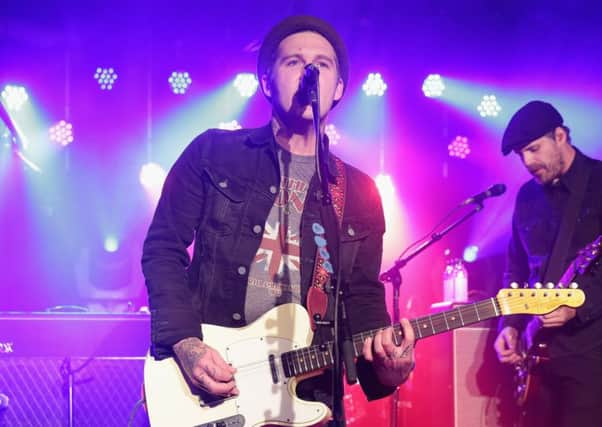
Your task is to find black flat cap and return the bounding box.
[257,15,349,96]
[501,100,564,155]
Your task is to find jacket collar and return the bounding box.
[246,123,339,177]
[555,148,589,193]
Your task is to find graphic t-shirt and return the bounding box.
[244,148,315,323]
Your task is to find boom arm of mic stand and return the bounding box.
[380,202,483,283]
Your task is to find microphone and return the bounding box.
[298,63,319,103]
[461,183,506,205]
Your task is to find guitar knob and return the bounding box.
[546,282,555,289]
[510,282,519,289]
[569,282,579,289]
[557,283,565,288]
[534,282,543,289]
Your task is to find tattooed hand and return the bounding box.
[172,337,238,397]
[362,319,416,387]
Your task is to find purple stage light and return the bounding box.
[477,95,501,117]
[325,124,341,145]
[422,74,445,98]
[375,173,395,202]
[1,85,29,111]
[1,121,11,147]
[448,136,470,159]
[233,73,258,97]
[104,236,120,253]
[139,162,166,190]
[94,67,118,90]
[463,245,479,263]
[362,73,387,97]
[49,120,74,146]
[140,162,167,204]
[168,71,192,95]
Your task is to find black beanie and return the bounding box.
[501,100,564,155]
[257,15,349,97]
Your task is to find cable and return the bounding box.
[127,397,146,427]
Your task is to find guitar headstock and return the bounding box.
[575,235,602,276]
[496,287,585,315]
[558,235,602,285]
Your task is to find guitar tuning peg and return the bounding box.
[523,282,529,288]
[569,282,579,289]
[557,283,565,288]
[534,282,543,289]
[546,282,555,289]
[510,282,519,289]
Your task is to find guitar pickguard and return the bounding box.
[144,304,329,427]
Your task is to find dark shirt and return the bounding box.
[501,149,602,357]
[141,124,395,400]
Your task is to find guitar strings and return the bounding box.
[223,294,575,378]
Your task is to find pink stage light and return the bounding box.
[375,173,395,202]
[448,136,470,159]
[49,120,74,146]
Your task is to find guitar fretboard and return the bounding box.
[280,297,501,378]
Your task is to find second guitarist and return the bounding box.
[494,101,602,427]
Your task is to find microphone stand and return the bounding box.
[380,201,485,427]
[308,78,355,427]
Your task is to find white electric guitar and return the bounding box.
[144,288,585,427]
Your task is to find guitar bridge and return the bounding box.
[194,414,245,427]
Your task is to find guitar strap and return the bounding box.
[524,160,591,363]
[307,156,346,331]
[542,163,592,285]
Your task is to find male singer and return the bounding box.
[142,15,415,419]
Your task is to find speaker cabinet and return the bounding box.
[0,356,149,427]
[0,312,150,426]
[401,327,519,427]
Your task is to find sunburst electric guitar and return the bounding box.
[144,288,585,427]
[513,235,601,407]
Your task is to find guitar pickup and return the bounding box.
[194,414,245,427]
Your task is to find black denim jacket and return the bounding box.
[142,124,394,400]
[501,149,602,357]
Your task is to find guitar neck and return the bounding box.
[281,297,502,378]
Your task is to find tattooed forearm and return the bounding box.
[174,337,208,366]
[171,337,237,396]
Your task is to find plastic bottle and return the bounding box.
[443,258,468,302]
